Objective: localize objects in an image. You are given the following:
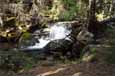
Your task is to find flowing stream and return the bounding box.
[20,22,72,50]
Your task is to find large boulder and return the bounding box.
[43,39,73,56]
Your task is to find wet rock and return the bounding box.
[70,41,86,59]
[0,36,8,43]
[77,28,94,44]
[43,39,73,56]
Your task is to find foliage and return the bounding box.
[0,49,35,72]
[59,0,78,20]
[81,46,97,62]
[40,0,78,21]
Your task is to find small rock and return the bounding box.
[72,72,82,76]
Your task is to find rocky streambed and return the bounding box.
[0,21,94,60]
[19,21,94,59]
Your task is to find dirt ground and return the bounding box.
[21,61,114,76]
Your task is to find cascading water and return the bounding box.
[0,16,3,27]
[20,22,72,50]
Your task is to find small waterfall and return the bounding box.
[0,16,3,27]
[49,23,71,40]
[25,22,72,49]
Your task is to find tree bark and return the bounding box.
[88,0,99,38]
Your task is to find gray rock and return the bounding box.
[43,39,73,56]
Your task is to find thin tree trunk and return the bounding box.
[88,0,98,37]
[109,0,115,16]
[88,0,97,25]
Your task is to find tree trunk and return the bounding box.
[88,0,99,38]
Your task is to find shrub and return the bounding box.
[0,49,35,72]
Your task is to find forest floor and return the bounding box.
[0,28,115,76]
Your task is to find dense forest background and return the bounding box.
[0,0,115,38]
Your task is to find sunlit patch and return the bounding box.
[96,12,110,21]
